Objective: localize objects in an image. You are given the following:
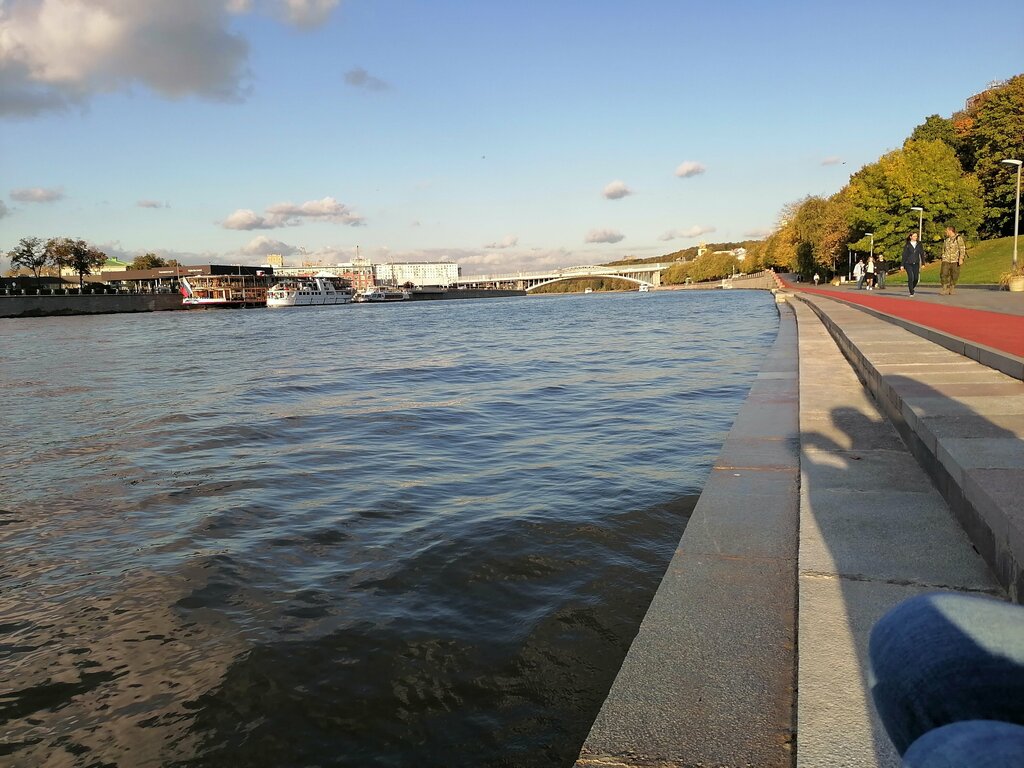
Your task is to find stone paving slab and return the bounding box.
[792,299,1002,768]
[797,293,1024,598]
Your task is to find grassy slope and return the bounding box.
[886,235,1019,284]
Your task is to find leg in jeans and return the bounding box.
[903,720,1024,767]
[906,264,919,294]
[869,592,1024,756]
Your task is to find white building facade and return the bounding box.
[373,261,460,288]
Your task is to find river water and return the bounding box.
[0,290,777,767]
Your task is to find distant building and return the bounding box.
[98,256,130,273]
[86,264,270,293]
[966,78,1009,110]
[270,262,375,292]
[265,254,285,268]
[373,261,461,288]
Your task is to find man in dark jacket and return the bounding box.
[901,232,925,296]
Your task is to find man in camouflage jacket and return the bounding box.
[940,225,968,295]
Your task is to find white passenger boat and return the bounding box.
[354,286,411,303]
[179,275,269,308]
[266,276,353,308]
[638,284,650,292]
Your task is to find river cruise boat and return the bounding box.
[179,275,269,308]
[266,276,353,308]
[638,284,650,292]
[354,286,411,303]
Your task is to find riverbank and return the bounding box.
[577,281,1020,766]
[0,288,527,318]
[0,293,185,318]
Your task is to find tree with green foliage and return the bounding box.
[7,236,48,280]
[908,114,961,158]
[846,139,983,258]
[130,252,167,270]
[45,237,106,289]
[965,75,1024,238]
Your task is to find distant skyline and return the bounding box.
[2,0,1022,275]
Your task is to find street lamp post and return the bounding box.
[1002,159,1022,270]
[910,206,924,241]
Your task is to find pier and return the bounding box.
[577,278,1022,767]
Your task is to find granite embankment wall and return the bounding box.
[0,294,185,318]
[409,288,527,300]
[661,269,779,291]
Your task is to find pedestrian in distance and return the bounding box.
[901,232,925,296]
[865,255,876,290]
[940,225,968,295]
[854,258,865,289]
[813,272,820,285]
[876,253,886,289]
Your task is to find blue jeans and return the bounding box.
[905,263,920,294]
[869,593,1024,766]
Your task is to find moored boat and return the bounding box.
[354,286,411,303]
[266,276,353,308]
[180,275,269,308]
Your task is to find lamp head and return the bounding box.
[910,206,923,212]
[1002,159,1023,167]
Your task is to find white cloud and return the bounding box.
[0,201,8,219]
[10,186,64,202]
[279,0,339,26]
[344,67,389,91]
[221,196,364,229]
[240,235,297,256]
[674,161,706,178]
[743,227,772,239]
[0,1,341,118]
[222,208,273,230]
[265,196,364,225]
[137,199,168,208]
[821,156,843,166]
[484,234,518,249]
[585,228,624,244]
[658,225,716,241]
[602,180,632,200]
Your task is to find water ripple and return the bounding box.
[0,290,777,767]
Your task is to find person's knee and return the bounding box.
[904,720,1024,768]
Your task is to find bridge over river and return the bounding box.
[456,263,670,292]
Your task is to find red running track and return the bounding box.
[777,278,1024,359]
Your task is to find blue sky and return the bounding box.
[2,0,1022,275]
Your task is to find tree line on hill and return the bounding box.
[5,237,179,288]
[656,74,1023,283]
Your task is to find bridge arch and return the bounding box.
[525,274,652,293]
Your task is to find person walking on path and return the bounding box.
[901,232,925,296]
[940,225,968,295]
[854,258,865,289]
[866,255,877,290]
[876,253,887,289]
[813,272,820,285]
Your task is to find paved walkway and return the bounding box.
[577,284,1021,767]
[792,298,1000,767]
[785,280,1024,358]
